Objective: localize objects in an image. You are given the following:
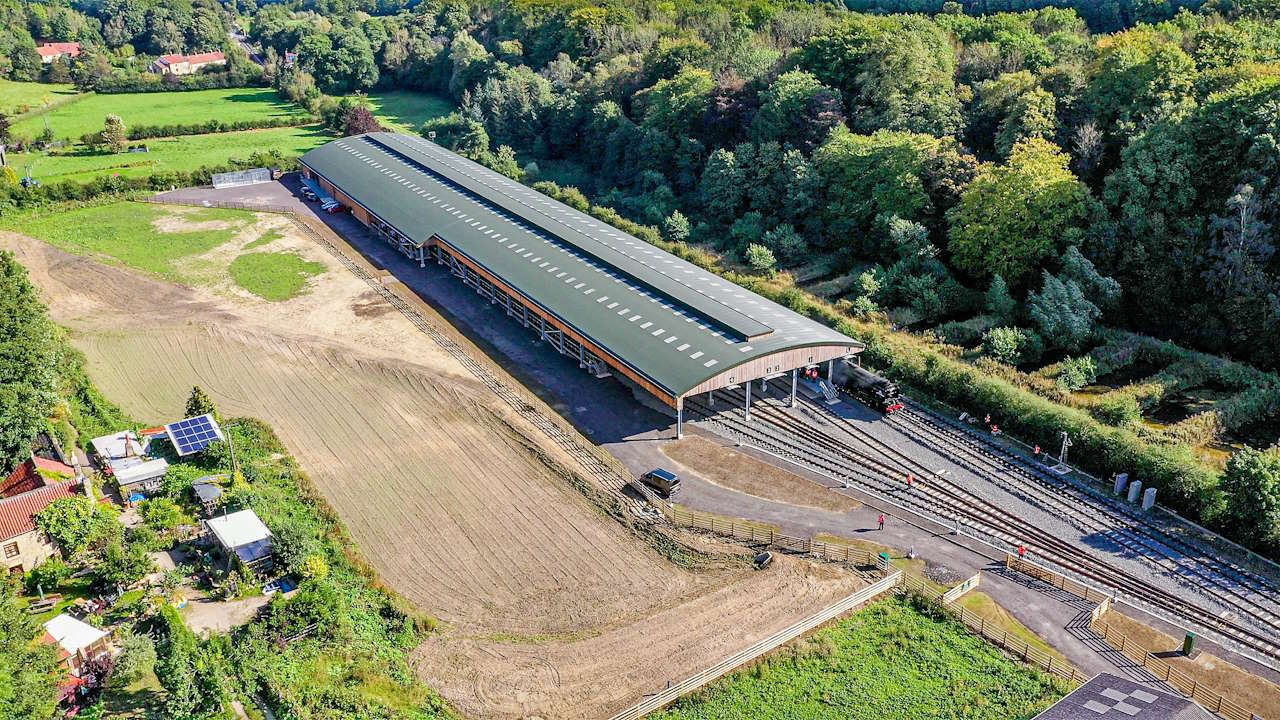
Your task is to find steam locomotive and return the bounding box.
[838,362,903,414]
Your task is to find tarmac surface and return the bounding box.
[153,178,1280,694]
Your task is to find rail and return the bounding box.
[607,569,904,720]
[911,394,1280,583]
[1004,554,1269,720]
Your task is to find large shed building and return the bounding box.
[299,132,863,434]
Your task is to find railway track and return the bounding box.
[684,386,1280,666]
[885,402,1280,625]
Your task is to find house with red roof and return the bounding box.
[150,50,225,75]
[1,480,81,575]
[37,42,81,64]
[2,455,75,499]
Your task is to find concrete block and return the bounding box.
[1127,480,1143,504]
[1142,487,1157,511]
[1113,473,1128,495]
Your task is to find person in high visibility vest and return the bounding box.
[906,473,913,487]
[878,513,885,531]
[1018,545,1027,559]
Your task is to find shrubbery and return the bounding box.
[128,115,309,141]
[95,72,265,94]
[1092,393,1142,427]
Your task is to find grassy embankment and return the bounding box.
[6,86,452,185]
[651,594,1068,720]
[10,87,309,141]
[0,78,77,115]
[0,201,324,301]
[363,90,455,133]
[11,125,333,184]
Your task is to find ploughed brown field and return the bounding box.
[1,206,865,718]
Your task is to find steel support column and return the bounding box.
[708,389,714,407]
[745,381,752,422]
[827,360,834,382]
[676,399,683,439]
[790,369,797,408]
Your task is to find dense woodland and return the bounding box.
[3,0,1278,546]
[245,0,1280,375]
[4,0,1278,372]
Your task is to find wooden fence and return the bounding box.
[1002,554,1267,720]
[1005,555,1114,605]
[941,571,982,605]
[607,570,905,720]
[899,573,1092,685]
[664,503,883,568]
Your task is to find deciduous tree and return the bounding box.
[102,114,127,153]
[947,138,1091,286]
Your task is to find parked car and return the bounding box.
[640,467,679,496]
[301,189,318,201]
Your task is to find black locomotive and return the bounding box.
[838,362,903,413]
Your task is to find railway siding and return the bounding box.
[685,385,1280,671]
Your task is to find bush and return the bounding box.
[982,326,1027,365]
[110,631,157,688]
[127,115,309,141]
[746,243,777,274]
[141,497,184,532]
[1056,356,1098,391]
[1092,393,1142,427]
[25,558,71,594]
[936,315,997,347]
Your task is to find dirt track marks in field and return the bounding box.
[4,216,872,718]
[414,555,865,719]
[76,326,708,633]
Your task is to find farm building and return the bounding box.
[37,42,81,63]
[193,478,224,515]
[150,50,225,75]
[89,430,168,500]
[299,133,864,435]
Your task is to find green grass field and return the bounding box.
[9,124,332,184]
[229,251,326,301]
[364,90,454,133]
[0,78,76,116]
[0,201,252,281]
[11,87,309,142]
[651,595,1068,720]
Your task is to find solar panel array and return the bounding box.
[165,414,224,456]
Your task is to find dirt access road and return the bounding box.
[1,203,866,718]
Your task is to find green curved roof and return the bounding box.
[300,132,862,397]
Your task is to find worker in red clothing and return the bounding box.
[1018,544,1027,559]
[878,513,885,531]
[906,473,914,487]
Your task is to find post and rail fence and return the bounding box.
[607,570,905,720]
[146,195,1266,720]
[1004,554,1266,720]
